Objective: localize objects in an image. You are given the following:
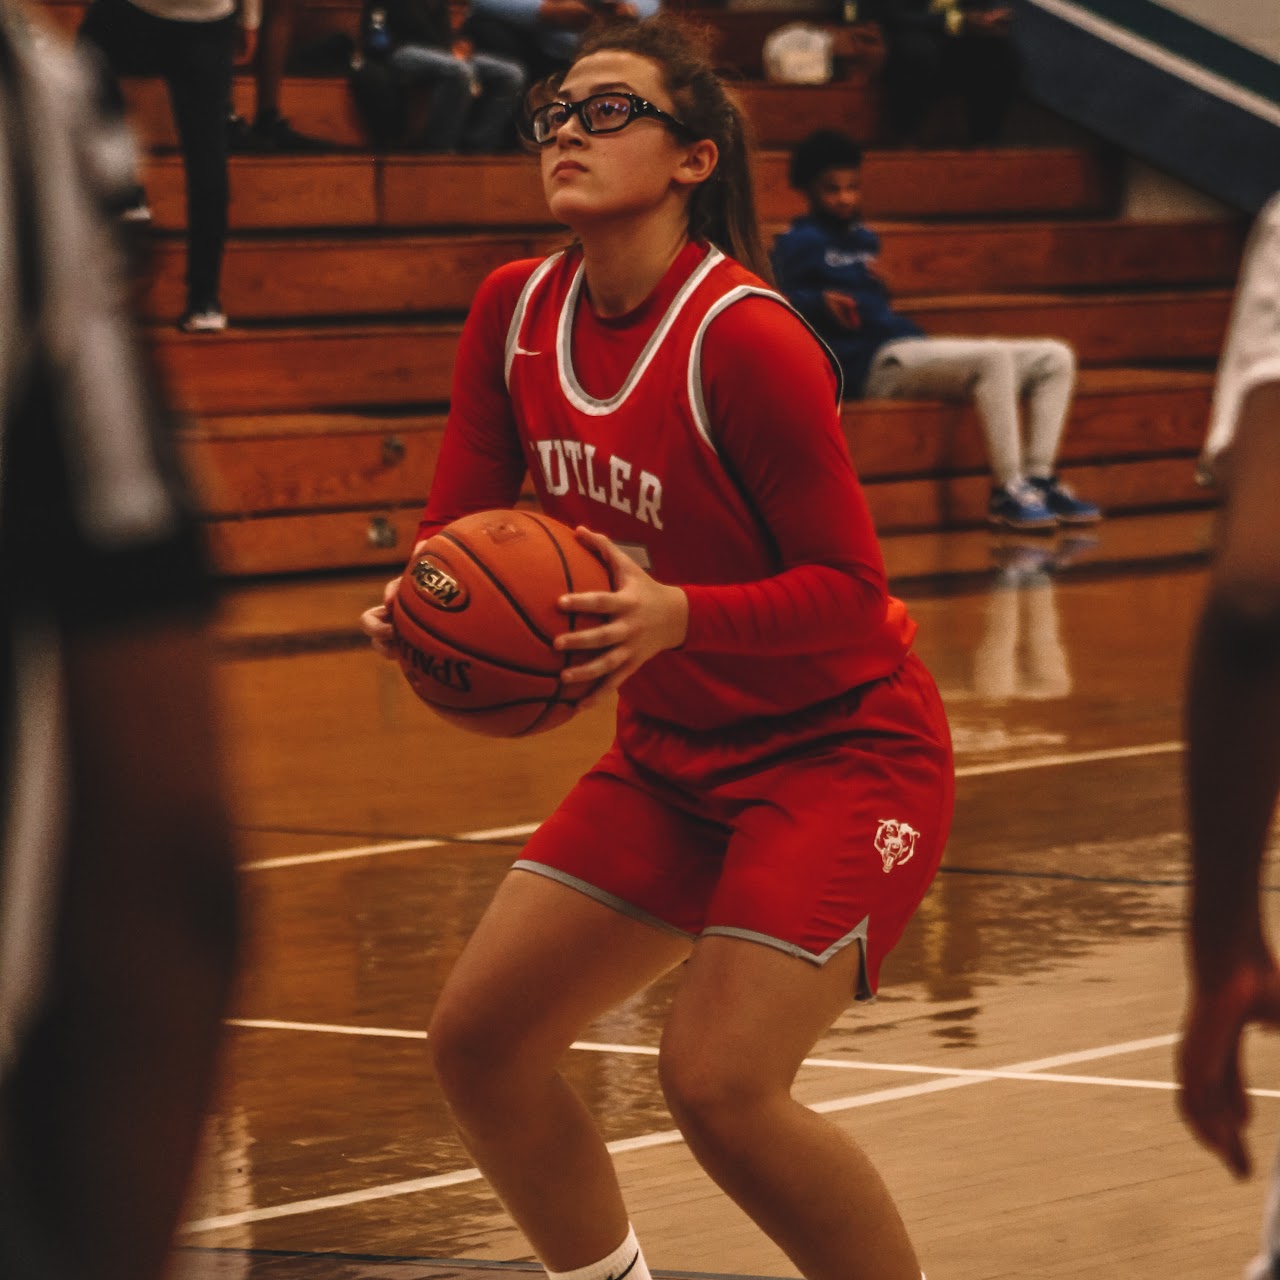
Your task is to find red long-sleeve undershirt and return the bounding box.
[419,249,898,659]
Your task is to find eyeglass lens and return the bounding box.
[534,94,636,142]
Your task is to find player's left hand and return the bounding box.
[1178,955,1280,1177]
[555,527,688,709]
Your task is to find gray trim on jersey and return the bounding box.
[686,284,786,456]
[503,251,563,390]
[511,860,696,940]
[556,246,726,416]
[686,287,845,456]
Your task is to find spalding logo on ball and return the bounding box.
[392,509,614,738]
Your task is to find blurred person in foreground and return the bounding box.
[0,5,240,1279]
[1178,191,1280,1280]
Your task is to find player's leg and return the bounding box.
[658,657,953,1280]
[661,939,918,1280]
[428,765,715,1270]
[429,869,690,1267]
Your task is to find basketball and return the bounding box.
[391,509,616,737]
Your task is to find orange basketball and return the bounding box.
[391,509,616,737]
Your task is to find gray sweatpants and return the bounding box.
[864,336,1077,489]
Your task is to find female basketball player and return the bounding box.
[362,17,952,1280]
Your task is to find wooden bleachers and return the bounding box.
[33,1,1243,574]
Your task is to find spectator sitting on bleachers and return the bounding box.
[852,0,1018,145]
[362,0,526,151]
[772,129,1101,532]
[463,0,658,85]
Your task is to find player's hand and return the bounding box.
[361,540,429,661]
[235,24,259,67]
[555,527,688,709]
[1178,955,1280,1177]
[823,290,861,330]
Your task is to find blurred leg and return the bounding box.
[1012,339,1075,480]
[388,45,471,151]
[866,337,1024,487]
[165,16,235,314]
[462,52,526,151]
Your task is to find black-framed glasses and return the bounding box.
[528,92,694,145]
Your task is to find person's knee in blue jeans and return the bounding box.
[463,52,524,151]
[388,43,522,151]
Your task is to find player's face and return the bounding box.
[538,51,716,231]
[811,166,862,222]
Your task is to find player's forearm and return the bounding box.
[1186,592,1280,986]
[683,562,891,656]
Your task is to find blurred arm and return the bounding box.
[1187,380,1280,985]
[6,615,238,1280]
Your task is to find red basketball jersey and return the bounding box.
[499,242,915,731]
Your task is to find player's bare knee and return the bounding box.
[426,999,518,1106]
[658,1039,774,1140]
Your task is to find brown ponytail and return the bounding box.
[567,15,772,283]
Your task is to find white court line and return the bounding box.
[184,1030,1205,1234]
[954,741,1183,779]
[240,741,1186,873]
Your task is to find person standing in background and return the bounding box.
[79,0,260,330]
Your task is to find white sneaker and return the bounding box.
[120,202,152,224]
[178,307,228,333]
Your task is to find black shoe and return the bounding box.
[227,111,265,153]
[250,110,334,152]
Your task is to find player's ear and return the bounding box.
[674,138,718,190]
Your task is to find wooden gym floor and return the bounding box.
[174,510,1280,1280]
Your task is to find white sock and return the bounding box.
[545,1226,650,1280]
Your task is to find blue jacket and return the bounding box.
[771,214,923,395]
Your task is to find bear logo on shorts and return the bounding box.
[875,819,920,873]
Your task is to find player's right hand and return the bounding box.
[1178,954,1280,1177]
[361,574,402,661]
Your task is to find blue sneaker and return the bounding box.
[1028,474,1102,525]
[988,480,1057,532]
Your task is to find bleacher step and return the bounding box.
[143,147,1115,232]
[177,367,1214,573]
[141,220,1241,323]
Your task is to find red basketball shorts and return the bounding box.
[514,653,954,997]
